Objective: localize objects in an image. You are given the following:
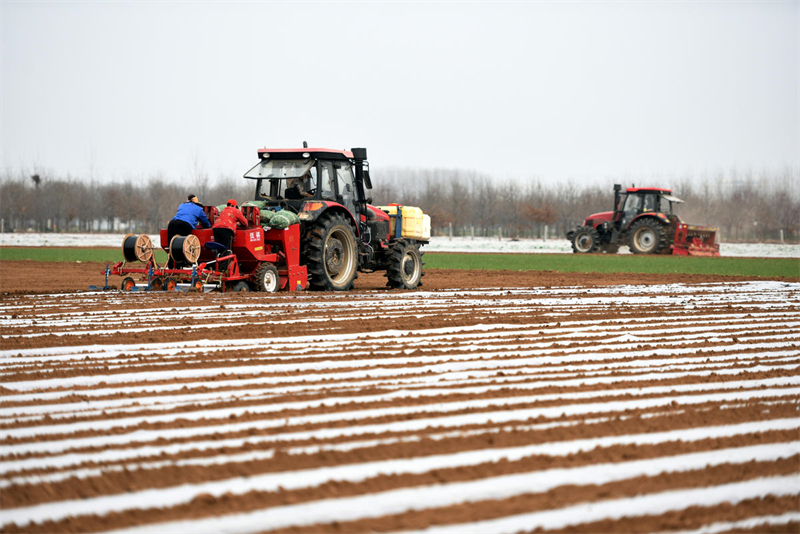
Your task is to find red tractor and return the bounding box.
[241,145,430,290]
[103,145,430,292]
[566,184,720,256]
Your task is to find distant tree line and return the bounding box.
[1,167,797,243]
[371,167,800,243]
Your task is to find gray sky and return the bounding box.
[1,1,798,185]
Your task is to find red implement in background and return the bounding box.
[671,223,721,257]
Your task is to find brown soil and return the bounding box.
[0,261,797,533]
[2,260,792,295]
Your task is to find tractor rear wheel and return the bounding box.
[570,226,601,253]
[303,213,358,291]
[254,263,280,293]
[628,218,669,254]
[386,240,424,290]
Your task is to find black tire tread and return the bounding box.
[302,213,357,291]
[627,218,669,254]
[385,240,424,290]
[570,226,601,253]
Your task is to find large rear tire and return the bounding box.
[303,213,358,291]
[570,226,601,253]
[386,240,424,290]
[628,218,669,254]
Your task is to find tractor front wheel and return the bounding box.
[386,240,424,290]
[304,213,358,291]
[628,218,669,254]
[254,263,280,293]
[570,226,601,253]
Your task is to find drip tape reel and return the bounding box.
[169,234,201,265]
[121,234,154,263]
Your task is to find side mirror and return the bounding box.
[363,169,373,189]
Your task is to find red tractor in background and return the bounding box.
[106,145,431,293]
[566,184,720,256]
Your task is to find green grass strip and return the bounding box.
[0,247,168,263]
[425,252,800,278]
[1,247,798,278]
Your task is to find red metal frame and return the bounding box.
[109,219,308,292]
[671,223,720,256]
[257,147,355,158]
[625,187,672,193]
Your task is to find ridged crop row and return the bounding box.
[0,281,798,533]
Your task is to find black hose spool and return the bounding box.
[168,234,201,265]
[121,234,154,263]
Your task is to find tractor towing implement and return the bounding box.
[566,184,720,256]
[99,145,431,292]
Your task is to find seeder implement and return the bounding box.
[94,214,309,293]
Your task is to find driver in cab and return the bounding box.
[286,172,314,199]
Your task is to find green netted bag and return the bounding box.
[259,210,275,222]
[269,213,288,229]
[268,211,300,229]
[282,211,300,225]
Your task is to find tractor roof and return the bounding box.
[257,148,354,159]
[626,187,673,194]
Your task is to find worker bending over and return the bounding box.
[213,199,248,270]
[168,194,211,268]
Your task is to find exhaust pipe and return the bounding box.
[352,147,370,216]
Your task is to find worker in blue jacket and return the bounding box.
[167,194,211,267]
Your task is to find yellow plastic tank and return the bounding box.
[379,205,430,241]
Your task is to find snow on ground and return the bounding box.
[2,233,799,258]
[426,236,800,258]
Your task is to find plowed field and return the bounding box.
[1,266,799,533]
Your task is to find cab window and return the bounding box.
[622,194,642,226]
[335,162,356,213]
[319,161,335,200]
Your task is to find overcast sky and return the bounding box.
[1,1,798,185]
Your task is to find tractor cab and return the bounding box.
[611,186,684,229]
[243,147,372,226]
